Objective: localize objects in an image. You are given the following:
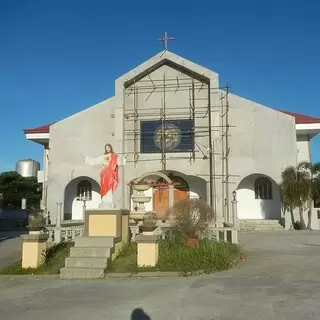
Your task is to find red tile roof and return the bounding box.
[278,110,320,124]
[23,123,54,134]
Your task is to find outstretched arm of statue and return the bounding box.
[82,153,104,167]
[117,154,127,166]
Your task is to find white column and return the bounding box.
[41,146,49,211]
[82,201,87,220]
[231,191,239,228]
[206,181,211,206]
[114,107,125,209]
[21,198,27,210]
[231,193,239,244]
[232,200,238,227]
[55,202,62,243]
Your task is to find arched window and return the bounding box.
[254,177,272,200]
[77,180,92,201]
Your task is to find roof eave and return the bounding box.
[296,123,320,138]
[25,132,49,146]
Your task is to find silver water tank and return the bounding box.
[15,159,40,178]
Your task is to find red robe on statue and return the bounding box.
[100,153,119,198]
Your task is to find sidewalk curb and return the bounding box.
[104,271,182,278]
[0,274,59,279]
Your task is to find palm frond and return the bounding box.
[281,166,297,180]
[312,162,320,175]
[298,161,310,169]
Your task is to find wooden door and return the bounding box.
[174,189,189,203]
[153,188,169,219]
[153,188,189,220]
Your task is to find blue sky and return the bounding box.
[1,0,320,172]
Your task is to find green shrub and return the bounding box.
[168,199,215,238]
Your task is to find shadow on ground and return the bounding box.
[131,308,151,320]
[0,230,27,242]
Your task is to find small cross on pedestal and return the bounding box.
[157,32,175,51]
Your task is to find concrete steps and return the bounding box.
[240,219,285,232]
[65,257,108,269]
[75,236,115,247]
[60,267,105,279]
[60,236,116,279]
[70,247,111,258]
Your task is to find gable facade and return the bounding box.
[24,51,320,229]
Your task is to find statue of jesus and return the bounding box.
[84,143,119,209]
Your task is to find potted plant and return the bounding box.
[27,210,46,235]
[183,228,199,248]
[169,199,215,248]
[132,181,151,193]
[139,211,158,235]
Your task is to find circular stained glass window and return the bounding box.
[153,123,181,151]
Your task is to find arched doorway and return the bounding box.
[153,174,190,219]
[64,176,100,220]
[130,171,206,220]
[237,173,281,219]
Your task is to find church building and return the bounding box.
[23,50,320,230]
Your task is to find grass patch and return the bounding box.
[106,242,137,273]
[106,238,240,276]
[0,242,73,275]
[158,238,240,275]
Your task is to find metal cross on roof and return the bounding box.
[157,32,175,51]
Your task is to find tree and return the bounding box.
[0,171,42,210]
[297,162,320,229]
[281,163,309,229]
[281,162,320,230]
[168,199,215,238]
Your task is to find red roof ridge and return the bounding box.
[23,122,55,134]
[277,110,320,124]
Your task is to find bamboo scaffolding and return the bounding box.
[123,72,233,221]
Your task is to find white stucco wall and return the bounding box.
[227,94,297,220]
[282,193,320,231]
[228,94,298,183]
[297,134,311,163]
[189,191,200,199]
[237,174,281,219]
[225,94,298,221]
[46,97,118,223]
[63,177,101,220]
[71,192,101,220]
[313,208,320,229]
[284,208,320,230]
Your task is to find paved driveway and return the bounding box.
[0,231,320,320]
[0,231,25,268]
